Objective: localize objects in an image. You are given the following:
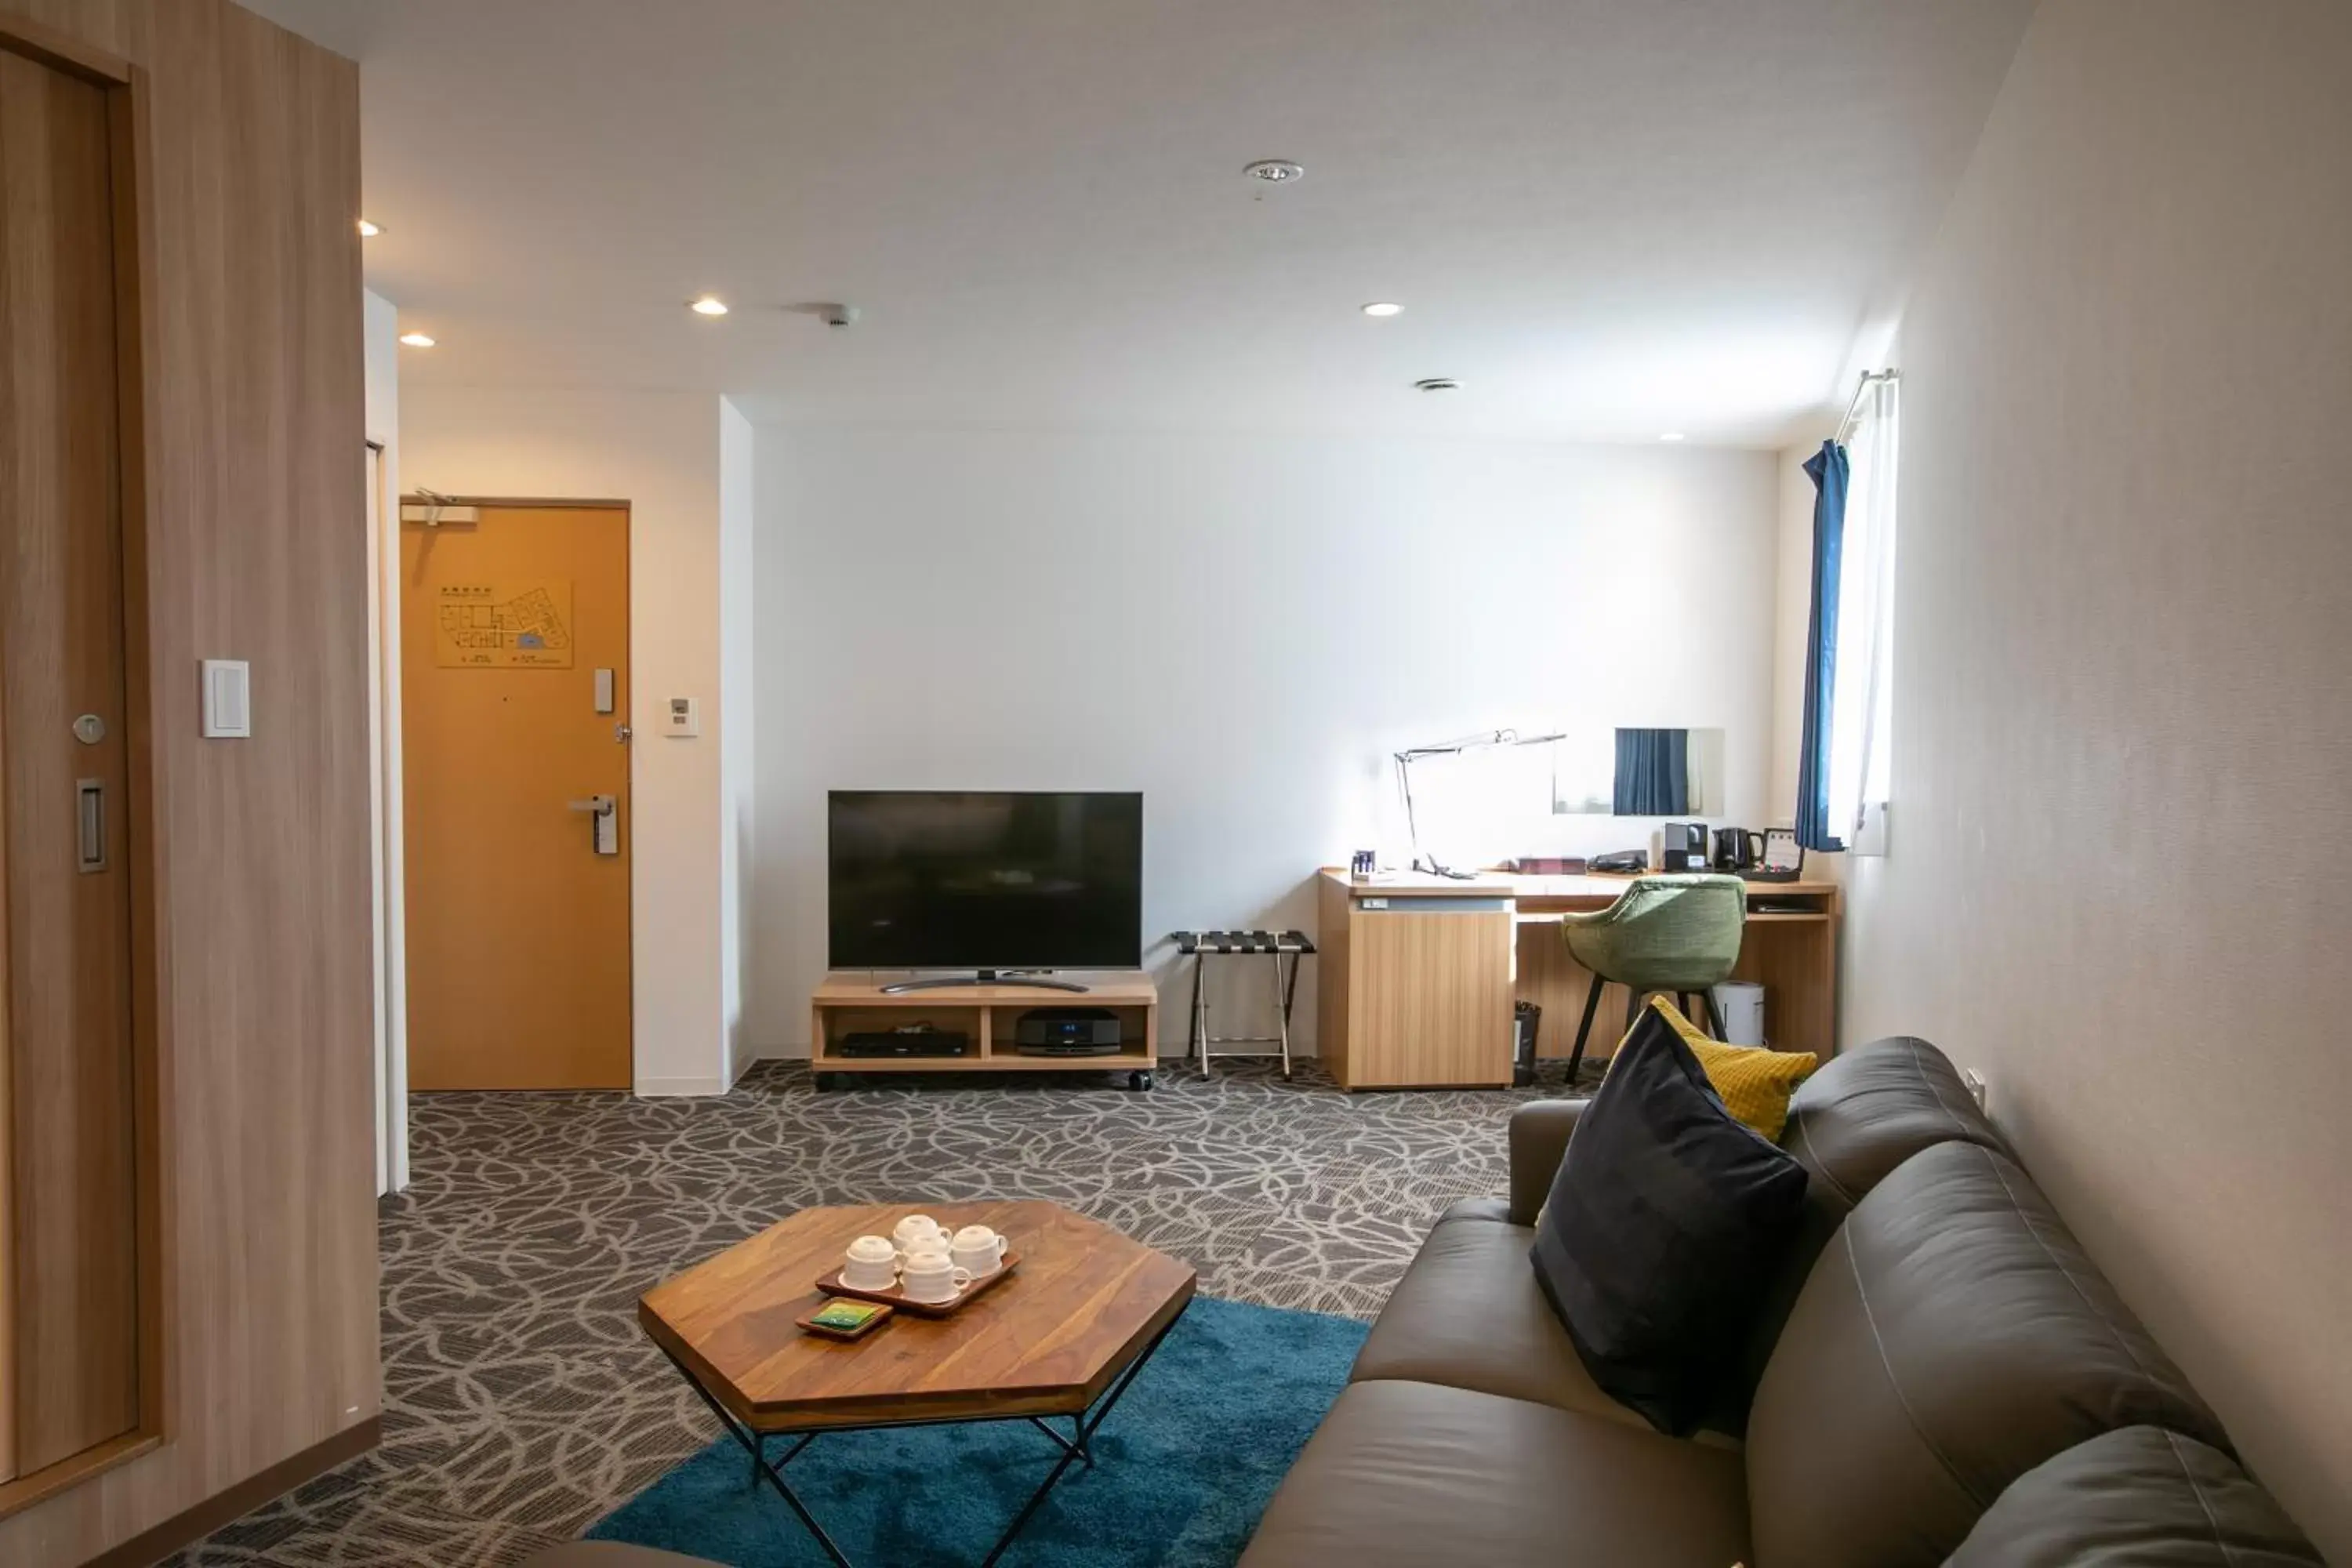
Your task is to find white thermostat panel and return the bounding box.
[665,696,699,738]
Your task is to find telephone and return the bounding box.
[1590,849,1648,874]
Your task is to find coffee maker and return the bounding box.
[1712,827,1766,873]
[1661,822,1708,872]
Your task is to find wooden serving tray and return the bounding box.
[815,1253,1020,1318]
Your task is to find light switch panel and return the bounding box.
[201,659,251,739]
[664,696,699,738]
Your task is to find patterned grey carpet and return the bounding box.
[165,1057,1590,1567]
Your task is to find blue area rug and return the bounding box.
[588,1295,1366,1566]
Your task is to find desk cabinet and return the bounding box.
[1317,869,1841,1091]
[1330,900,1515,1088]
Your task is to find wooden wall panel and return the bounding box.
[0,0,379,1559]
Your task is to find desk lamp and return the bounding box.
[1392,728,1566,879]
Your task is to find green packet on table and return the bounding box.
[808,1300,886,1331]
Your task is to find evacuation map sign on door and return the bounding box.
[434,581,575,668]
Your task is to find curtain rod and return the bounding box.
[1835,368,1900,443]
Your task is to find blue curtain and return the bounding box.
[1613,728,1690,815]
[1798,440,1848,851]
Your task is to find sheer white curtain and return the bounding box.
[1824,377,1898,848]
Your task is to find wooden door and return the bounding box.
[1346,906,1514,1087]
[0,45,141,1477]
[400,506,631,1089]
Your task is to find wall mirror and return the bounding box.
[1553,727,1726,816]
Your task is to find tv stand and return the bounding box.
[811,975,1159,1090]
[880,971,1091,995]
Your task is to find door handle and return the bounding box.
[567,794,619,855]
[77,778,107,873]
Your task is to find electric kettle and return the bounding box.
[1712,827,1765,872]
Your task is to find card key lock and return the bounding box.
[566,793,619,855]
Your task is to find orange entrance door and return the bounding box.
[400,503,631,1089]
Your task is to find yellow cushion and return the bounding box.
[1642,995,1817,1142]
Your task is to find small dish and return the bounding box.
[797,1298,895,1341]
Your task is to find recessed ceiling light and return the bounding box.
[1361,302,1403,318]
[1659,431,1687,442]
[398,332,436,348]
[1243,158,1305,184]
[357,219,381,238]
[689,296,730,317]
[1413,377,1461,393]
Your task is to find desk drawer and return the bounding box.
[1352,895,1512,914]
[1345,907,1514,1088]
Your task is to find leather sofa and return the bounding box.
[1237,1036,2326,1567]
[531,1038,2324,1568]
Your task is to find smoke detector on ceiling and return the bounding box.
[784,302,860,328]
[1242,158,1305,184]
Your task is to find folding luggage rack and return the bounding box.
[1170,929,1316,1080]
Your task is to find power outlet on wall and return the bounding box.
[1961,1067,1989,1112]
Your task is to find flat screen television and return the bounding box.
[828,791,1143,985]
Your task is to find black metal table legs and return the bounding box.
[655,1305,1182,1568]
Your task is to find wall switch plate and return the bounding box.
[201,659,251,739]
[664,696,699,738]
[1961,1068,1988,1111]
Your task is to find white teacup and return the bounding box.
[950,1224,1009,1276]
[899,1251,975,1305]
[840,1234,899,1292]
[891,1214,949,1256]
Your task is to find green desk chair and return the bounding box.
[1558,873,1748,1083]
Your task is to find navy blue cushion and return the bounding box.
[1530,1006,1809,1435]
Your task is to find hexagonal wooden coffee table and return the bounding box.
[639,1199,1196,1568]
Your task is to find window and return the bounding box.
[1799,372,1899,853]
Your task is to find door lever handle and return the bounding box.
[567,794,619,855]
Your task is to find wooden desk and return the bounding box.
[1315,869,1841,1090]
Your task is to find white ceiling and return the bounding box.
[251,0,2034,445]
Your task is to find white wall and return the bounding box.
[718,400,758,1086]
[401,387,742,1094]
[750,427,1779,1053]
[1846,0,2352,1552]
[362,289,408,1192]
